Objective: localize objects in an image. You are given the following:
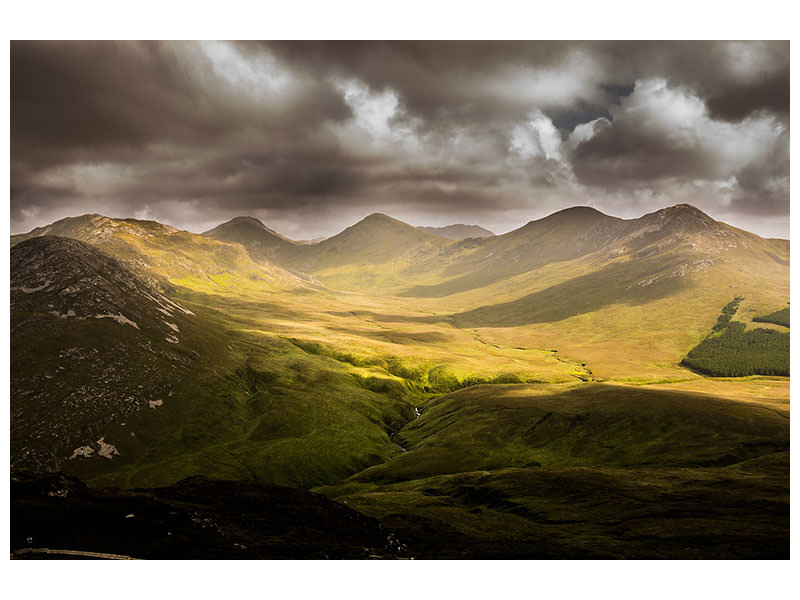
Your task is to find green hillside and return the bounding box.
[10,203,790,558]
[11,214,303,293]
[318,383,789,558]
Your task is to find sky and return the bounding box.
[10,40,790,239]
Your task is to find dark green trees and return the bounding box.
[682,298,789,377]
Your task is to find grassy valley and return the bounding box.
[10,204,790,559]
[317,383,788,559]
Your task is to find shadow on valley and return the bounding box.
[10,472,407,559]
[315,383,789,559]
[451,259,688,327]
[401,268,523,298]
[10,381,790,559]
[332,259,689,328]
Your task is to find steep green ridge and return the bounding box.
[82,331,421,489]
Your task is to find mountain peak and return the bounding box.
[203,216,293,243]
[346,213,422,233]
[202,216,297,262]
[641,203,718,231]
[225,216,267,228]
[360,213,405,225]
[521,206,618,231]
[550,206,606,217]
[662,203,708,216]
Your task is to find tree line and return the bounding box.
[682,298,789,377]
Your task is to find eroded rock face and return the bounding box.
[11,236,192,333]
[11,236,196,472]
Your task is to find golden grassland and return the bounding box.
[10,211,790,557]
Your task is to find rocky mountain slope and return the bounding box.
[11,236,198,471]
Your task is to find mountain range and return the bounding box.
[10,203,790,558]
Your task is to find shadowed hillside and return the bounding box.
[11,473,406,559]
[318,383,789,559]
[11,237,200,472]
[202,216,299,263]
[286,213,449,272]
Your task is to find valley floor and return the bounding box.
[10,227,790,559]
[12,379,789,559]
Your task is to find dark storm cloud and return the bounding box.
[261,41,790,127]
[10,40,790,239]
[706,70,790,122]
[11,41,352,163]
[567,76,788,225]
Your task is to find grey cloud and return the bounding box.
[706,70,790,122]
[569,78,789,213]
[11,41,352,166]
[728,129,790,217]
[10,41,790,240]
